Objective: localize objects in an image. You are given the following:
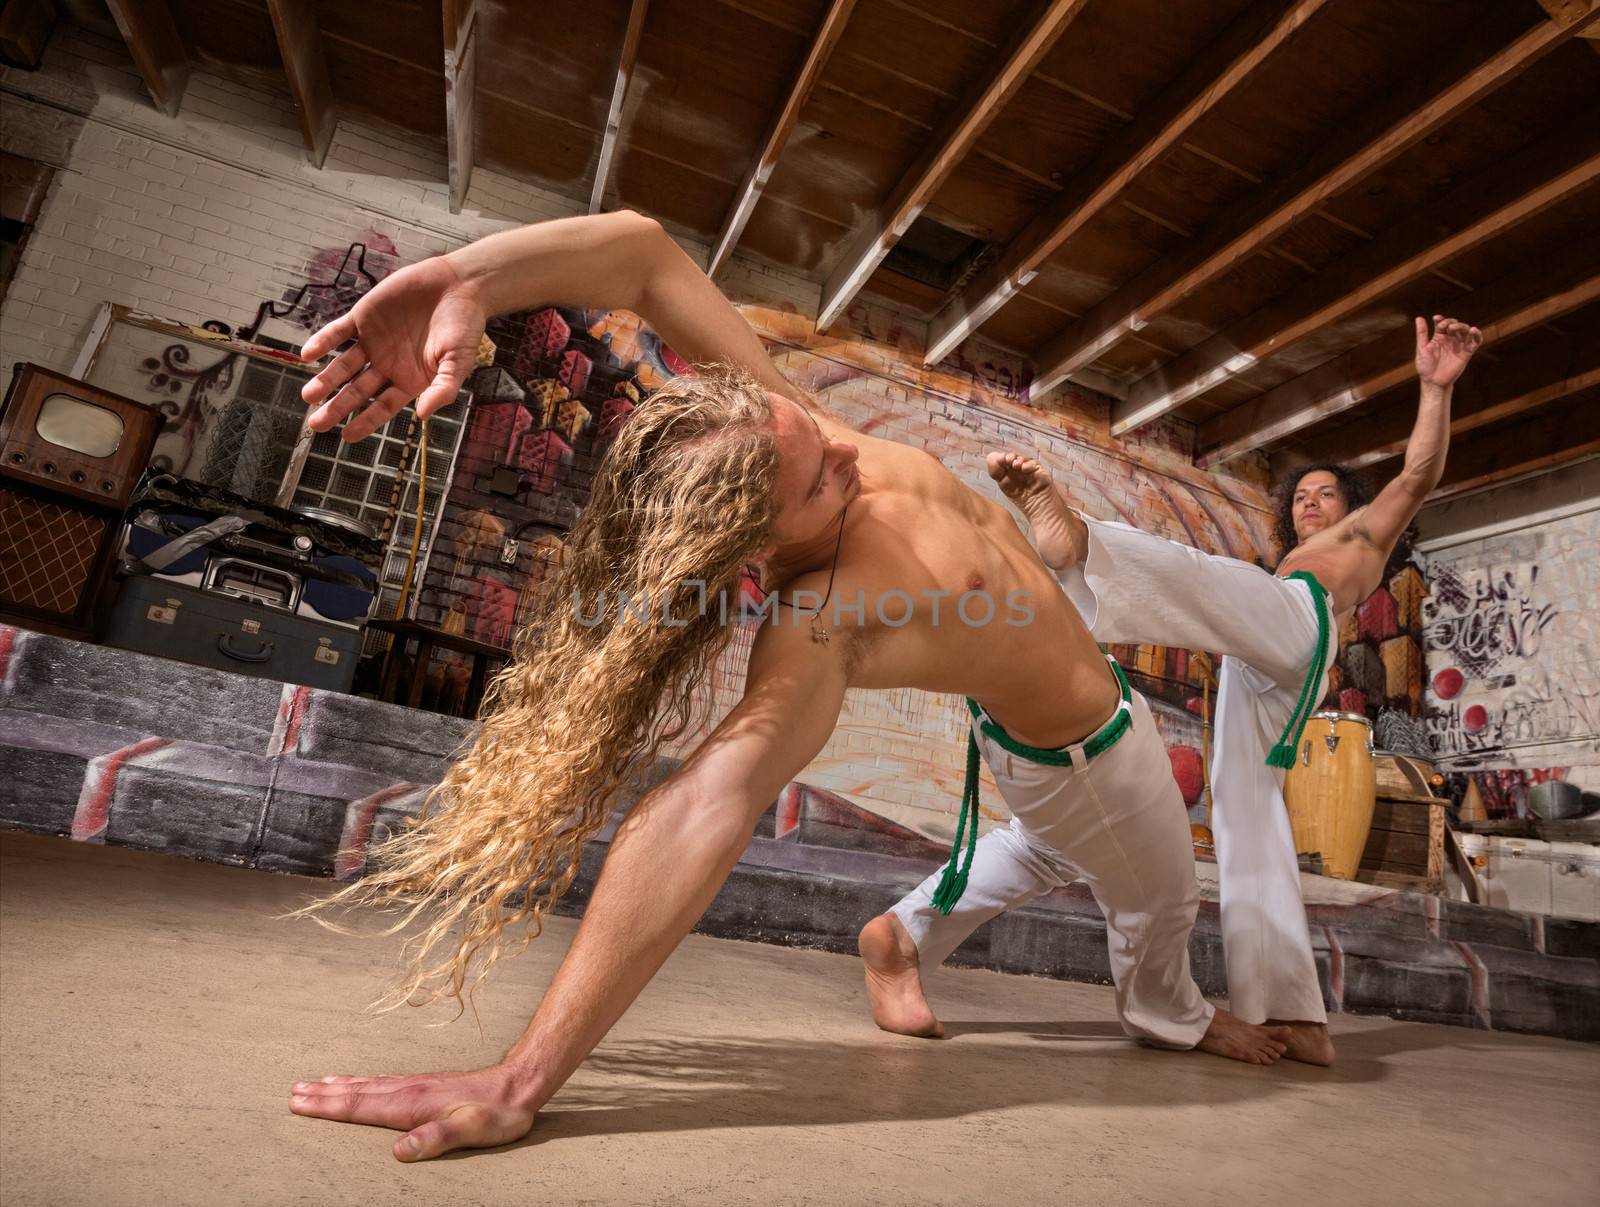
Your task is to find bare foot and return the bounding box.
[1267,1018,1336,1066]
[1194,1008,1291,1065]
[858,913,944,1038]
[986,451,1086,571]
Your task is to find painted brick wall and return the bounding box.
[2,27,1276,840]
[1421,505,1600,815]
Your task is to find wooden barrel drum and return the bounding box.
[1283,711,1377,880]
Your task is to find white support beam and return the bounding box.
[707,0,858,280]
[444,0,479,214]
[104,0,188,118]
[590,0,651,215]
[814,0,1089,332]
[266,0,338,169]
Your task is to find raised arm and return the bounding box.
[299,211,796,441]
[1357,315,1483,555]
[287,618,849,1160]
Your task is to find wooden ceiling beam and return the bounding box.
[265,0,337,169]
[707,0,858,280]
[1118,126,1600,430]
[590,0,651,215]
[814,0,1090,331]
[104,0,189,118]
[1319,310,1600,469]
[443,0,478,213]
[1197,261,1600,464]
[1029,1,1600,404]
[921,0,1330,367]
[1426,391,1600,501]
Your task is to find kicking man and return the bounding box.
[871,316,1481,1064]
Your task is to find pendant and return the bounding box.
[810,612,829,644]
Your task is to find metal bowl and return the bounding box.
[1528,780,1584,821]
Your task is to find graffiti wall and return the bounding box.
[1422,508,1600,814]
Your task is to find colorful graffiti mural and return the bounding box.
[1422,509,1600,816]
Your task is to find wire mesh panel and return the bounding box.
[286,406,467,652]
[197,357,310,499]
[79,316,310,496]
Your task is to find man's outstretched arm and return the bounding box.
[1356,315,1483,555]
[299,212,798,441]
[287,617,850,1160]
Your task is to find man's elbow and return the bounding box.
[1399,457,1444,495]
[610,209,665,242]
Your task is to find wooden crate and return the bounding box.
[1357,797,1445,888]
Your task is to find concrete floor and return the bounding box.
[2,834,1596,1207]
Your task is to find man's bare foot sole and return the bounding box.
[985,451,1083,571]
[1194,1009,1291,1065]
[1267,1019,1336,1066]
[858,913,944,1039]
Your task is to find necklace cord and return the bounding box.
[748,498,851,616]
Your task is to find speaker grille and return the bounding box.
[0,486,107,614]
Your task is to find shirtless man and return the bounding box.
[866,316,1481,1065]
[284,212,1286,1162]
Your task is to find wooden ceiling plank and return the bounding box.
[443,0,478,213]
[1030,2,1600,402]
[265,0,337,169]
[1426,391,1600,501]
[590,0,652,215]
[1197,265,1600,464]
[1118,127,1600,431]
[814,0,1090,331]
[1324,313,1600,467]
[104,0,190,118]
[1350,365,1600,472]
[922,0,1328,367]
[707,0,857,280]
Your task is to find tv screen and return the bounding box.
[36,393,124,458]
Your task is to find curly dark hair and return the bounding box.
[1271,461,1416,575]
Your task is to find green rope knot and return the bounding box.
[1265,570,1333,769]
[931,728,982,915]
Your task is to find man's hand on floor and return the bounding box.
[289,1063,536,1161]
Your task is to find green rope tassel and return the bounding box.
[931,728,983,914]
[1265,570,1332,769]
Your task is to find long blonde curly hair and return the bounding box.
[303,365,781,1013]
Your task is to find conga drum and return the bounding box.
[1282,711,1376,880]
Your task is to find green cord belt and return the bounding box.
[1264,570,1333,770]
[931,657,1134,915]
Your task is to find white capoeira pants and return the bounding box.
[891,686,1214,1049]
[1059,515,1333,1025]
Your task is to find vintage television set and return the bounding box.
[0,362,164,638]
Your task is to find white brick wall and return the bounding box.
[0,26,580,375]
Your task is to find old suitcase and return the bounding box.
[102,576,361,692]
